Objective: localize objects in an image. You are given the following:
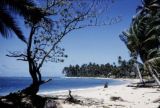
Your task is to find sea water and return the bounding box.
[0,77,126,95]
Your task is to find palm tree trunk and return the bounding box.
[135,63,144,83]
[148,65,160,86]
[153,69,160,79]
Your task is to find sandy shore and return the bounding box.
[42,79,160,108]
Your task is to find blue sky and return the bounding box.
[0,0,141,77]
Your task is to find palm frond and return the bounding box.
[0,0,46,24]
[0,7,26,43]
[147,48,158,59]
[0,20,9,38]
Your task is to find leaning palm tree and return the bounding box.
[120,15,145,83]
[120,0,160,86]
[0,0,46,43]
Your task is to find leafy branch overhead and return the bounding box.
[7,0,116,68]
[0,0,48,43]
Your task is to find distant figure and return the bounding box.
[104,82,108,88]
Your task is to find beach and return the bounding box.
[42,79,160,108]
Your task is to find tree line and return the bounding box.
[62,56,145,78]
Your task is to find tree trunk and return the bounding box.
[24,26,42,95]
[28,59,38,84]
[148,65,160,87]
[21,83,40,95]
[37,69,42,82]
[135,63,144,83]
[23,61,51,95]
[24,50,52,95]
[22,58,40,95]
[153,69,160,79]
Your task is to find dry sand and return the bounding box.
[42,79,160,108]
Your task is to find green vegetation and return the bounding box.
[120,0,160,85]
[63,56,143,78]
[0,0,46,43]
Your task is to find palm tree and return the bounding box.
[120,0,160,85]
[0,0,46,43]
[137,0,160,15]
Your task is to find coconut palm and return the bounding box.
[0,0,46,43]
[120,0,160,86]
[137,0,160,15]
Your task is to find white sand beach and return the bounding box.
[42,79,160,108]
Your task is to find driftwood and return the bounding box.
[127,80,159,88]
[153,98,160,103]
[110,96,124,101]
[127,84,159,88]
[65,90,81,104]
[132,80,155,85]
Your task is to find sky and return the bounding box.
[0,0,141,77]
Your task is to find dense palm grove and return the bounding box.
[63,56,144,78]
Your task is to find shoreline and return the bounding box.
[39,78,133,95]
[64,76,138,80]
[38,78,132,95]
[64,76,141,83]
[38,86,102,95]
[41,79,160,108]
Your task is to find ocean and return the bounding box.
[0,77,127,95]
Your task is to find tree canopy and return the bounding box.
[120,0,160,85]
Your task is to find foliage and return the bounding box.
[120,0,160,83]
[0,0,46,42]
[63,56,142,78]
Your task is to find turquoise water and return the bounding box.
[0,77,127,95]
